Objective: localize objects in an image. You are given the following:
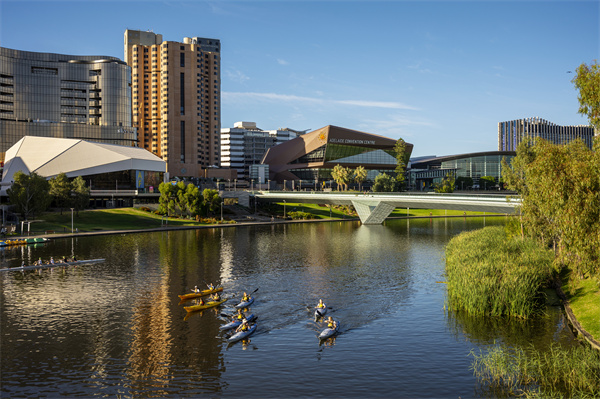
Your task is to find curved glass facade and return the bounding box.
[0,47,136,162]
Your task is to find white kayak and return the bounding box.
[319,320,340,340]
[228,323,257,343]
[235,297,254,309]
[220,314,256,331]
[315,305,327,319]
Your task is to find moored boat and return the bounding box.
[227,323,257,343]
[184,298,228,313]
[178,286,223,301]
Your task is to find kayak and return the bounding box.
[319,320,340,340]
[315,305,327,319]
[219,314,256,331]
[178,286,223,300]
[184,298,228,313]
[228,323,257,343]
[235,297,254,309]
[0,259,105,273]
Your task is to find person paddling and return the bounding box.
[317,299,326,309]
[241,292,250,302]
[236,318,249,333]
[326,316,337,330]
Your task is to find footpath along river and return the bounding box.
[0,217,577,398]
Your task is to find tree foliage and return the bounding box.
[434,173,455,193]
[8,171,51,220]
[158,182,206,218]
[572,60,600,131]
[202,188,221,215]
[331,164,351,191]
[353,166,367,191]
[49,173,71,214]
[455,176,473,190]
[372,173,396,192]
[479,176,496,190]
[501,137,600,278]
[394,138,408,188]
[71,176,90,215]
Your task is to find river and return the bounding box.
[0,217,576,397]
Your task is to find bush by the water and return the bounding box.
[471,343,600,398]
[287,211,315,220]
[445,226,554,318]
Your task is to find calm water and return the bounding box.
[1,217,575,398]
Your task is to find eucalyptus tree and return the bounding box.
[8,171,51,220]
[434,173,455,193]
[372,173,396,192]
[394,138,408,189]
[49,172,72,214]
[71,176,90,216]
[572,60,600,131]
[202,188,221,215]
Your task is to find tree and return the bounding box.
[479,176,496,190]
[434,173,455,193]
[71,176,90,215]
[502,137,600,278]
[7,171,51,220]
[202,188,221,215]
[372,173,396,192]
[572,60,600,131]
[158,182,177,216]
[331,164,351,191]
[183,183,202,217]
[394,138,408,189]
[49,172,72,214]
[455,176,473,190]
[353,166,367,191]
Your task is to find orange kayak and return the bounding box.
[184,298,228,313]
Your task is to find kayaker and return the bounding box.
[211,292,221,301]
[241,292,250,302]
[236,319,249,332]
[50,257,55,264]
[326,317,337,330]
[38,258,43,265]
[193,285,200,293]
[198,297,205,305]
[317,299,326,309]
[235,309,245,320]
[207,283,215,290]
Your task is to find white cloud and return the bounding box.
[222,91,419,110]
[225,69,250,84]
[277,58,290,66]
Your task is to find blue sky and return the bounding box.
[1,0,598,157]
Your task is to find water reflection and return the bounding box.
[0,217,576,398]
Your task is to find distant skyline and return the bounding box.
[1,0,598,157]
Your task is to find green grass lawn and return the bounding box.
[27,208,208,234]
[562,275,600,341]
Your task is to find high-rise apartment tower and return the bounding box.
[498,117,595,151]
[124,30,221,178]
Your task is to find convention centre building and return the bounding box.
[260,125,413,188]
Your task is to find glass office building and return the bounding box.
[0,47,136,163]
[498,117,594,151]
[261,125,413,186]
[409,151,515,191]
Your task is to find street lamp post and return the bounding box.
[283,200,286,219]
[251,179,254,191]
[221,201,224,221]
[234,179,237,191]
[268,179,270,191]
[299,180,302,191]
[70,208,74,233]
[228,179,231,191]
[283,180,286,191]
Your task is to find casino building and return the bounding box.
[260,125,413,186]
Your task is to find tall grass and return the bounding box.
[471,343,600,398]
[445,226,554,318]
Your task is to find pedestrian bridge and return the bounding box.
[255,192,520,225]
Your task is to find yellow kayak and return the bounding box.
[184,298,228,313]
[178,286,223,301]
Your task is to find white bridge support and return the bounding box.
[351,200,396,225]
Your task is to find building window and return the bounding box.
[180,53,185,67]
[181,121,186,162]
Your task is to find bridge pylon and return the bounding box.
[351,200,396,225]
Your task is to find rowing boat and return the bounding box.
[315,305,327,319]
[0,238,49,247]
[184,298,228,313]
[319,320,340,340]
[178,286,223,300]
[0,259,105,273]
[235,297,254,309]
[227,323,257,343]
[219,314,256,331]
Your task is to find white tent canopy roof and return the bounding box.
[2,136,165,192]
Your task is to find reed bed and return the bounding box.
[445,226,554,318]
[471,343,600,398]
